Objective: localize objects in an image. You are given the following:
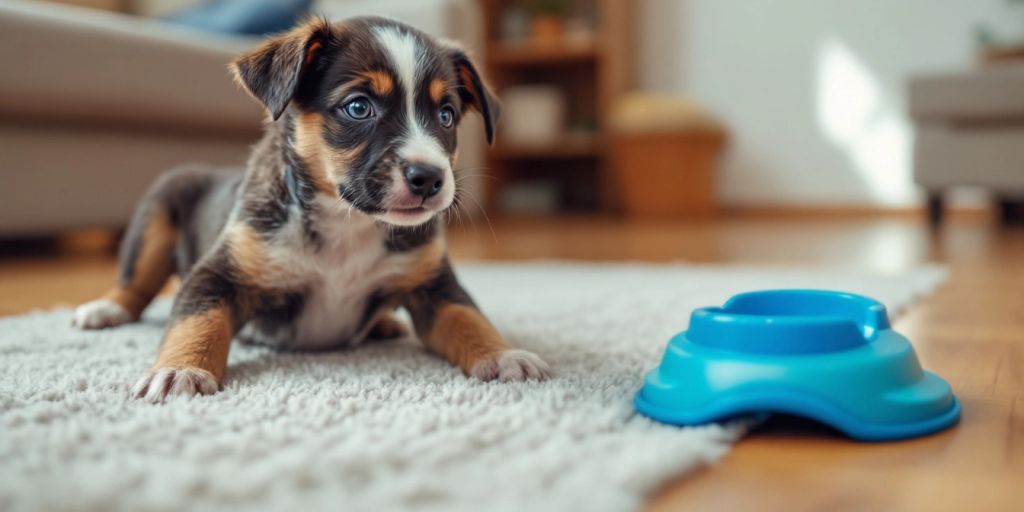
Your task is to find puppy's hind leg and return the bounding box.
[73,199,178,329]
[365,310,411,341]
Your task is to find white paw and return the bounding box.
[130,367,219,403]
[471,349,552,382]
[72,299,132,329]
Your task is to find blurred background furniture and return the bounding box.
[480,0,634,216]
[909,62,1024,226]
[15,0,1024,230]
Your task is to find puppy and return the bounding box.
[72,16,551,402]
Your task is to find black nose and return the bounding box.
[403,165,444,199]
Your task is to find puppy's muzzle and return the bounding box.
[404,164,444,199]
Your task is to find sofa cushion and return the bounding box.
[0,0,262,134]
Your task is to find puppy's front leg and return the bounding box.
[131,263,248,402]
[405,261,551,381]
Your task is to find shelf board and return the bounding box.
[488,40,598,66]
[983,46,1024,63]
[492,135,602,159]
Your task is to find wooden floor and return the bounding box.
[0,215,1021,510]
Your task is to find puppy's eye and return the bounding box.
[341,97,374,120]
[439,105,455,128]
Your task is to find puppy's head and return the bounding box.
[230,17,498,227]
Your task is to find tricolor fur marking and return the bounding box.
[73,17,547,402]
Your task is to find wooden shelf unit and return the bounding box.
[480,0,634,215]
[488,40,599,66]
[492,133,603,160]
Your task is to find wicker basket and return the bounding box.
[609,95,727,218]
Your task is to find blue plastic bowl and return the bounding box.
[634,290,960,441]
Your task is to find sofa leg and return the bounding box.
[926,192,944,228]
[998,198,1022,225]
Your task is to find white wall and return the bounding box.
[639,0,1019,207]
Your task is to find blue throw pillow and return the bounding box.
[163,0,314,37]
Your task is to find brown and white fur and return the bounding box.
[72,16,550,402]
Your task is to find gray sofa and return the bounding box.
[909,63,1024,225]
[0,0,263,236]
[0,0,485,237]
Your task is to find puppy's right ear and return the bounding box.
[449,49,500,146]
[230,19,333,120]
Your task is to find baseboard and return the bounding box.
[722,205,994,220]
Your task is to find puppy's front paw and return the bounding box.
[130,367,219,403]
[471,349,552,382]
[72,299,131,329]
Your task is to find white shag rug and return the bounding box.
[0,262,946,512]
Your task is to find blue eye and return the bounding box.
[342,97,373,120]
[439,105,455,128]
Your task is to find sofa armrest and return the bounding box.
[909,64,1024,123]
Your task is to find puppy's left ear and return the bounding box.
[230,19,333,120]
[450,49,500,145]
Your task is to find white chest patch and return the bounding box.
[239,202,420,350]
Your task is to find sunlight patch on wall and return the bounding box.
[816,38,913,206]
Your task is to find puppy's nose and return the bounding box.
[403,165,444,199]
